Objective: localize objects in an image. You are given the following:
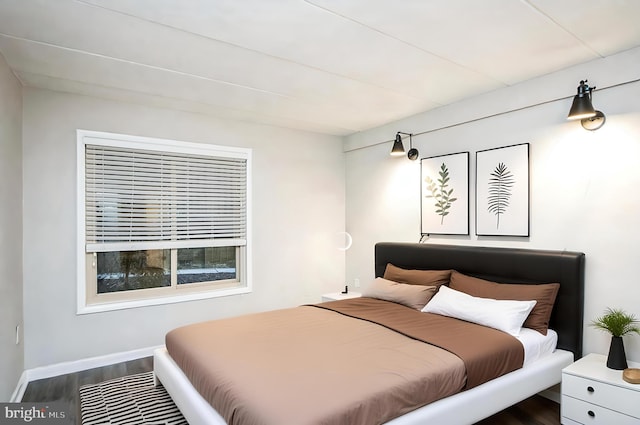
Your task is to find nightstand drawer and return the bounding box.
[562,395,639,425]
[563,374,640,418]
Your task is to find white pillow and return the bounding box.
[421,285,536,336]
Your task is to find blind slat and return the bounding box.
[85,143,247,249]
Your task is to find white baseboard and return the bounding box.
[13,345,163,401]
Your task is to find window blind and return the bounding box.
[85,144,247,252]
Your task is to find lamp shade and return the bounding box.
[568,81,596,120]
[390,133,405,156]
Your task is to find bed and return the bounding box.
[154,242,585,424]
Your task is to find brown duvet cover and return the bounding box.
[165,297,523,425]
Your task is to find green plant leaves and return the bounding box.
[487,162,515,228]
[591,307,640,337]
[425,163,457,224]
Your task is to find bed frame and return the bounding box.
[154,242,585,425]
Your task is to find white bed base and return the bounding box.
[153,346,574,425]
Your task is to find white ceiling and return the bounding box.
[1,0,639,136]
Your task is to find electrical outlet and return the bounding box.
[354,278,360,288]
[15,325,20,345]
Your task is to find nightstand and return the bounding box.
[561,353,640,424]
[321,291,362,302]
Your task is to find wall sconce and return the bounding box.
[567,79,606,131]
[390,132,419,160]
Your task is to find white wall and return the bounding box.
[345,47,640,362]
[22,89,345,369]
[0,52,23,400]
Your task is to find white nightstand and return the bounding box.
[321,291,362,302]
[561,353,640,424]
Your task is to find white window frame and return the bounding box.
[76,130,252,314]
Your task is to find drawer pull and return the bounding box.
[588,410,595,418]
[587,386,595,393]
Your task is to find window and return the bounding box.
[77,130,251,313]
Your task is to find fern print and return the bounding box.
[487,162,515,228]
[424,163,457,224]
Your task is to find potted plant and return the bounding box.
[591,307,640,370]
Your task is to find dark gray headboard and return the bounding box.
[375,243,585,358]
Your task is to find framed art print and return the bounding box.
[421,152,469,235]
[475,143,530,236]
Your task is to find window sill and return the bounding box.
[77,285,251,315]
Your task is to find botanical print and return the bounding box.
[487,162,515,229]
[421,152,469,235]
[424,163,458,224]
[476,143,529,236]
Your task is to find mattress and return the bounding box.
[165,297,526,425]
[516,327,558,366]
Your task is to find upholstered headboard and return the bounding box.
[375,243,585,358]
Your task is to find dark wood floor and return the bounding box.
[21,356,559,425]
[21,356,153,425]
[477,394,560,425]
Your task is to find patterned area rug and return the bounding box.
[79,372,187,425]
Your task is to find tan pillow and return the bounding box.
[383,263,452,287]
[363,277,437,310]
[449,271,560,335]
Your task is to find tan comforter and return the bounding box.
[165,297,523,425]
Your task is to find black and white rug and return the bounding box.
[79,372,187,425]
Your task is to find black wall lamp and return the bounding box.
[390,132,419,160]
[567,79,606,131]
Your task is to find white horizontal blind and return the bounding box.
[85,144,247,252]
